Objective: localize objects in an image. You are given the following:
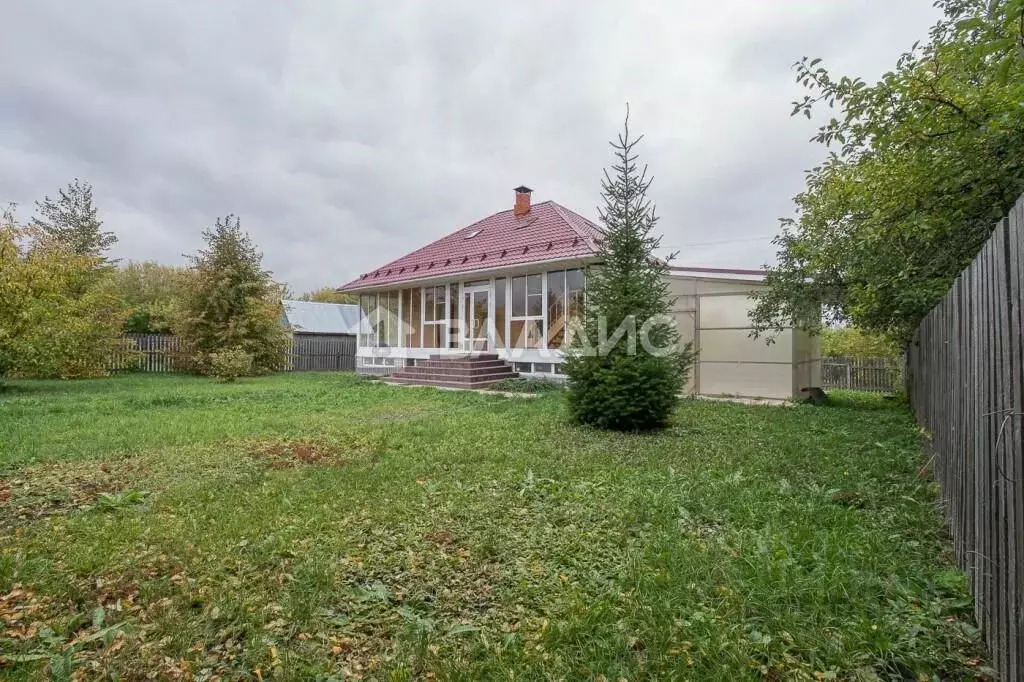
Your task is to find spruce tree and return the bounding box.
[178,215,289,375]
[564,111,694,431]
[31,179,117,259]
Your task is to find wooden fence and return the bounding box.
[289,333,356,371]
[821,356,901,392]
[907,195,1024,681]
[109,334,183,373]
[108,333,356,373]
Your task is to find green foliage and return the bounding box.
[489,377,565,393]
[30,179,117,259]
[177,215,289,375]
[567,351,691,430]
[298,286,356,304]
[821,326,900,358]
[207,346,254,382]
[93,490,150,512]
[752,0,1024,344]
[0,374,988,678]
[0,205,128,379]
[111,261,191,334]
[565,111,694,431]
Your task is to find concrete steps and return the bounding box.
[388,354,517,389]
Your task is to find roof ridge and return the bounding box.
[355,204,533,279]
[548,201,605,237]
[357,234,589,279]
[352,202,566,280]
[340,199,602,291]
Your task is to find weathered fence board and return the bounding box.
[821,356,901,392]
[908,194,1024,681]
[288,333,356,372]
[108,333,356,373]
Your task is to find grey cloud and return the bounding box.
[2,0,940,291]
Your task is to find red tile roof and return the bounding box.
[339,200,604,291]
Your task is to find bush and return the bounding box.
[207,347,253,382]
[1,206,128,379]
[821,326,899,359]
[567,352,691,431]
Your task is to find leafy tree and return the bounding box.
[31,179,117,259]
[298,287,356,304]
[820,327,899,359]
[112,261,191,333]
[0,205,128,379]
[751,0,1024,345]
[177,215,289,375]
[564,112,694,431]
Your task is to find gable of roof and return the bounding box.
[281,300,360,335]
[340,200,603,291]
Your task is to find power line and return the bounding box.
[661,235,775,249]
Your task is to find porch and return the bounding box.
[355,266,585,377]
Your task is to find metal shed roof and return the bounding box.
[281,300,360,335]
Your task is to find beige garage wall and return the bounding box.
[699,328,793,363]
[667,274,820,400]
[699,361,795,400]
[791,328,823,395]
[698,293,760,329]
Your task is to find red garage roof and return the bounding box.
[339,188,603,292]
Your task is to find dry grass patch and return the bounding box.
[0,459,151,531]
[248,439,348,469]
[245,435,381,470]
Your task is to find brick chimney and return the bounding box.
[513,185,533,217]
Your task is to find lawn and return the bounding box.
[0,373,986,680]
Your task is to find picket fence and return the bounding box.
[821,356,902,393]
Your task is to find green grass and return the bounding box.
[487,377,566,394]
[0,374,987,680]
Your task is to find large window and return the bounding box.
[357,270,583,352]
[546,271,566,348]
[359,291,402,348]
[423,285,446,349]
[401,288,421,347]
[378,291,399,347]
[447,282,460,348]
[546,270,585,349]
[358,294,376,348]
[494,278,506,348]
[511,274,543,349]
[565,269,585,346]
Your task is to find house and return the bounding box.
[339,187,820,398]
[280,299,359,371]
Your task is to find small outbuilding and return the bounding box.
[667,267,822,400]
[280,300,359,371]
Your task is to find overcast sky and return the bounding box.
[1,1,940,292]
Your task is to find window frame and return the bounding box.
[510,273,546,349]
[421,284,450,349]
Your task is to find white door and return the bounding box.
[461,285,491,351]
